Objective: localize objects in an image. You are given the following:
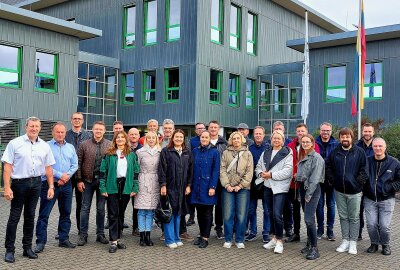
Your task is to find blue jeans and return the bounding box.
[137,209,154,232]
[80,180,106,237]
[223,189,250,243]
[36,181,73,244]
[300,184,321,247]
[364,197,395,245]
[164,213,181,245]
[247,198,270,236]
[335,191,362,241]
[316,183,336,234]
[264,187,287,239]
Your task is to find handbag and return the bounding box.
[154,195,172,224]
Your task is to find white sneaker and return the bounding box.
[274,242,283,254]
[176,241,184,247]
[263,238,277,249]
[336,239,350,252]
[348,241,357,254]
[167,243,178,249]
[223,242,232,248]
[236,242,245,249]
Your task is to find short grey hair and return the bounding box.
[273,121,284,129]
[25,116,41,126]
[372,137,386,147]
[320,122,332,128]
[147,119,158,126]
[163,119,175,127]
[52,122,67,130]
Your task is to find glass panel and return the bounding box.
[88,98,103,114]
[229,74,238,105]
[105,67,117,80]
[247,42,254,54]
[168,90,179,100]
[230,36,238,48]
[211,0,220,27]
[247,13,254,40]
[36,52,55,75]
[327,88,346,100]
[364,85,382,99]
[105,81,116,99]
[88,80,104,98]
[125,87,134,103]
[146,32,157,44]
[78,79,87,96]
[78,62,88,79]
[274,85,284,113]
[89,64,104,82]
[230,5,238,35]
[168,27,180,40]
[169,0,181,25]
[0,45,18,70]
[364,63,382,83]
[126,6,136,34]
[35,76,55,90]
[246,79,254,107]
[86,114,103,128]
[210,91,219,102]
[327,66,346,86]
[210,70,219,89]
[77,96,88,113]
[147,0,157,29]
[126,35,135,47]
[211,29,220,43]
[0,71,18,86]
[104,100,116,115]
[168,69,179,88]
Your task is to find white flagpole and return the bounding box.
[302,11,310,125]
[357,0,362,140]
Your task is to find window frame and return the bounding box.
[289,88,297,115]
[166,0,181,42]
[142,70,156,104]
[324,65,346,103]
[210,69,222,105]
[273,85,284,113]
[229,4,241,50]
[260,81,271,112]
[245,78,255,109]
[144,0,157,46]
[121,72,135,105]
[123,5,136,49]
[364,62,383,101]
[228,73,240,107]
[211,0,224,45]
[247,12,257,56]
[34,51,58,93]
[0,44,22,89]
[165,67,179,103]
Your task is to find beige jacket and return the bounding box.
[220,145,253,189]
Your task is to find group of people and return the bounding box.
[2,114,400,263]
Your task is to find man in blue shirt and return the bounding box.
[34,122,78,253]
[190,122,206,150]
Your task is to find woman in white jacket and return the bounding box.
[255,130,293,254]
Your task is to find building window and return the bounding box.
[35,51,58,93]
[364,62,382,100]
[325,66,346,102]
[121,73,134,104]
[230,4,241,50]
[166,0,180,41]
[289,88,296,115]
[228,74,239,107]
[0,44,21,88]
[123,5,136,48]
[144,0,157,46]
[165,68,179,102]
[274,85,283,113]
[143,70,156,104]
[210,69,222,104]
[246,78,255,109]
[260,81,270,111]
[211,0,223,44]
[247,12,257,55]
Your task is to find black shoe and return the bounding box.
[358,230,363,241]
[199,239,209,248]
[285,229,294,238]
[4,252,15,263]
[301,241,311,254]
[286,234,300,243]
[109,243,117,253]
[132,228,140,237]
[216,230,224,240]
[117,241,126,249]
[123,222,129,229]
[34,243,45,253]
[367,244,378,253]
[77,235,88,246]
[139,232,145,246]
[105,220,109,229]
[59,239,76,249]
[306,247,320,260]
[382,245,391,255]
[145,232,154,246]
[23,248,38,259]
[55,234,59,240]
[327,231,336,241]
[193,236,203,245]
[96,234,108,244]
[186,218,195,226]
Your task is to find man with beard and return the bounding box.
[356,123,375,240]
[326,128,368,255]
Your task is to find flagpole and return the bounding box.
[357,0,362,140]
[302,10,310,125]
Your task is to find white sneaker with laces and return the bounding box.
[348,241,357,254]
[336,239,350,252]
[167,243,178,249]
[223,242,232,248]
[274,242,283,254]
[176,241,184,247]
[263,238,277,249]
[236,242,245,249]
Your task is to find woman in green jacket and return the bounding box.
[100,131,139,253]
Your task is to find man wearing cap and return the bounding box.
[237,123,254,147]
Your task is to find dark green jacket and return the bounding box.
[99,152,139,195]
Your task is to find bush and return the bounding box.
[381,121,400,160]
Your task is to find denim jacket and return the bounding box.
[296,151,325,200]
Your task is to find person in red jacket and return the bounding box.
[286,123,320,243]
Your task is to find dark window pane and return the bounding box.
[168,69,179,88]
[36,52,55,75]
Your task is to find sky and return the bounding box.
[298,0,400,30]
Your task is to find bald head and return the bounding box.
[372,137,386,160]
[128,128,140,144]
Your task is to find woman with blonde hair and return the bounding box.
[220,131,253,249]
[135,131,161,246]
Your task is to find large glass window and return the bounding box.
[274,85,283,113]
[229,74,239,107]
[325,66,346,102]
[122,73,134,104]
[0,44,21,88]
[123,5,136,48]
[210,69,222,104]
[165,68,179,102]
[246,78,255,109]
[35,51,58,92]
[143,70,156,104]
[247,12,257,55]
[144,0,157,46]
[260,81,271,111]
[289,88,297,115]
[230,4,241,50]
[364,62,383,100]
[166,0,181,41]
[211,0,223,44]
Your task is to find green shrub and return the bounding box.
[381,121,400,160]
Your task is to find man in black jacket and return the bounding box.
[364,138,400,256]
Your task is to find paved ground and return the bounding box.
[0,195,399,270]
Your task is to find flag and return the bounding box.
[352,0,366,116]
[301,11,310,123]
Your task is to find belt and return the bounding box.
[12,176,41,181]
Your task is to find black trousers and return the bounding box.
[131,197,138,230]
[214,182,223,232]
[195,204,214,238]
[71,174,82,232]
[107,178,130,241]
[287,188,301,235]
[5,177,41,252]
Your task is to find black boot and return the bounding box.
[382,245,391,255]
[301,240,311,254]
[145,232,154,246]
[306,247,320,260]
[139,232,145,246]
[367,244,378,253]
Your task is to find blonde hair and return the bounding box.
[144,131,161,149]
[228,131,246,146]
[270,130,285,147]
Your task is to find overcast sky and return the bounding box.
[298,0,400,30]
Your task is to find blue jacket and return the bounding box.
[325,144,368,194]
[249,141,270,198]
[190,136,200,150]
[356,139,374,157]
[315,136,339,160]
[364,154,400,202]
[190,145,220,205]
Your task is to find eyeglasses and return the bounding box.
[301,141,312,145]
